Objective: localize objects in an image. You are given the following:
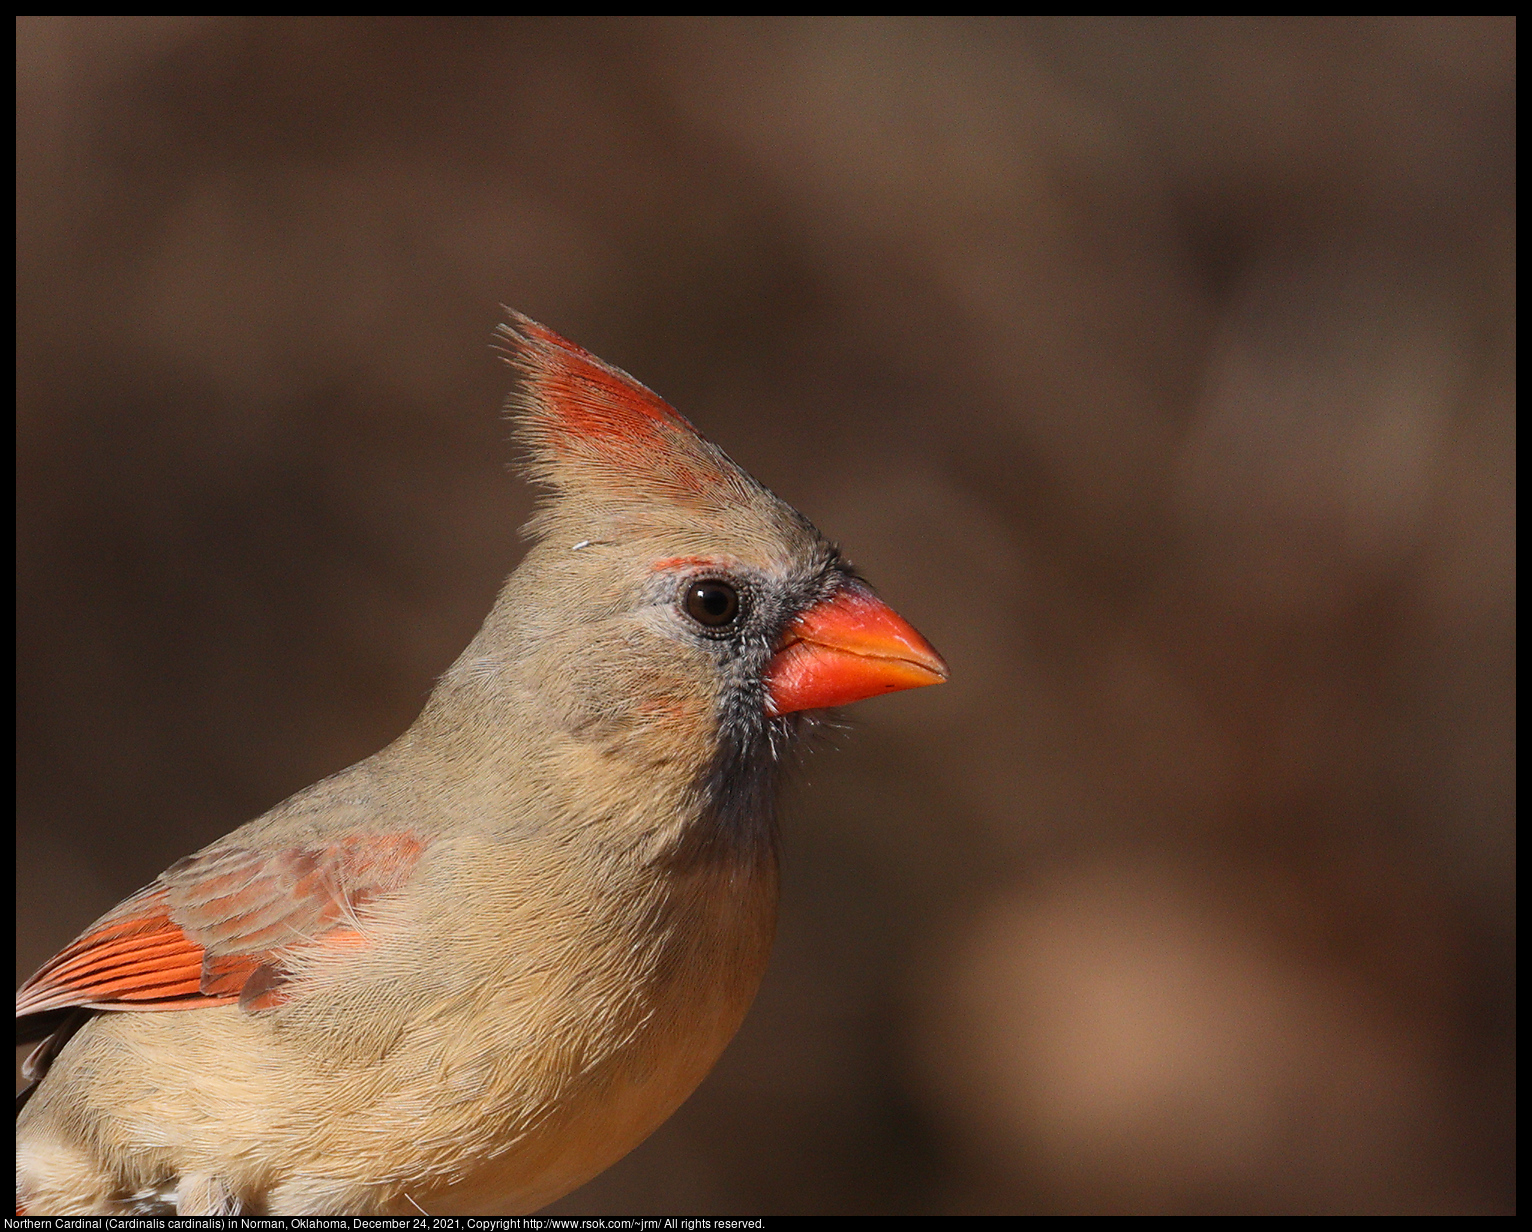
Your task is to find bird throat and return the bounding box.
[665,718,792,874]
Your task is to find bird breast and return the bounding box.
[403,851,781,1214]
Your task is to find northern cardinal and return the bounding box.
[15,314,947,1216]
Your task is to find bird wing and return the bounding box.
[15,832,427,1021]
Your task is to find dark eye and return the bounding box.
[684,579,740,628]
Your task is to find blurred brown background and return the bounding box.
[16,17,1514,1215]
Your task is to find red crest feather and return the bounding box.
[496,312,754,520]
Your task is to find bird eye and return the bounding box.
[684,579,740,628]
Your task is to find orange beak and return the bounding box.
[764,579,950,716]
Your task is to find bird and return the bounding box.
[15,312,948,1216]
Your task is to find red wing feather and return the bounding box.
[15,886,217,1016]
[15,833,425,1019]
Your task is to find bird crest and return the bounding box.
[495,312,758,536]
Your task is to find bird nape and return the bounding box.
[16,312,948,1217]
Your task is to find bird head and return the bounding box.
[431,313,947,862]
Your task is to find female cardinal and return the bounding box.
[15,313,947,1216]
